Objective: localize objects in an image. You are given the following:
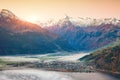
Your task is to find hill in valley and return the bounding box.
[80,42,120,74]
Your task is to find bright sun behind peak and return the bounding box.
[25,15,39,23]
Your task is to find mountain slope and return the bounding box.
[0,9,74,55]
[80,43,120,73]
[44,16,120,51]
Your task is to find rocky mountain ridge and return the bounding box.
[0,9,74,55]
[43,16,120,51]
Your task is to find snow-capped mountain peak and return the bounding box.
[39,16,120,28]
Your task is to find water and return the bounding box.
[0,69,119,80]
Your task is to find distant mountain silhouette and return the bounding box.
[44,16,120,51]
[0,9,74,55]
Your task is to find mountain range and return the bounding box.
[42,16,120,51]
[0,9,74,55]
[0,9,120,55]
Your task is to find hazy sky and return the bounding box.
[0,0,120,22]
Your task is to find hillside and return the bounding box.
[80,43,120,73]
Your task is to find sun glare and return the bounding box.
[25,15,39,23]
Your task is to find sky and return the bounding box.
[0,0,120,22]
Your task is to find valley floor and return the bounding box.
[0,52,119,80]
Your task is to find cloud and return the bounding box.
[0,69,73,80]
